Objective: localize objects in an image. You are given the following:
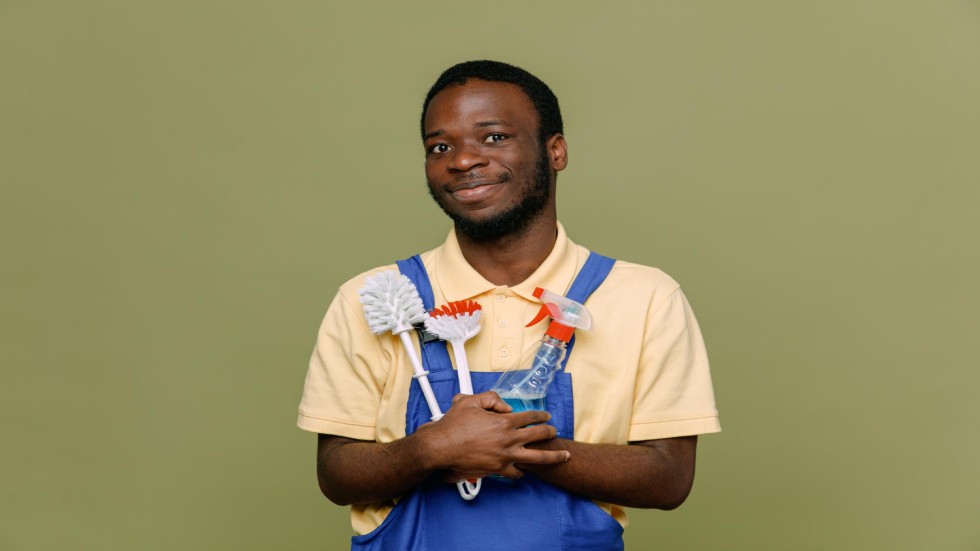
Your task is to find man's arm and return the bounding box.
[315,392,571,505]
[516,435,698,510]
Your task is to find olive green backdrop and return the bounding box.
[2,1,978,550]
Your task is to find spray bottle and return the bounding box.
[490,287,593,413]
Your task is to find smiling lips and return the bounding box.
[448,179,504,202]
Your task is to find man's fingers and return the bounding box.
[513,449,571,466]
[508,409,552,428]
[473,391,512,413]
[447,391,510,413]
[515,423,558,443]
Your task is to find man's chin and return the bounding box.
[450,209,536,242]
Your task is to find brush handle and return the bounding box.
[400,331,480,500]
[398,331,443,421]
[456,478,481,501]
[449,340,474,395]
[447,339,482,500]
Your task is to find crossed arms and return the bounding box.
[316,391,697,510]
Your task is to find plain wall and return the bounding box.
[2,1,978,549]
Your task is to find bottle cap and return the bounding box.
[544,321,574,342]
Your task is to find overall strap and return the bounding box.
[561,251,616,371]
[396,255,454,374]
[565,251,617,304]
[396,255,435,311]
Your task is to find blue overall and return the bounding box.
[351,252,621,551]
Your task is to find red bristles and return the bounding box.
[429,300,482,318]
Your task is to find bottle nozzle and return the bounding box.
[525,287,593,342]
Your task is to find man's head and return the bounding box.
[420,60,564,146]
[421,61,567,242]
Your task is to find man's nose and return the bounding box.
[448,143,489,172]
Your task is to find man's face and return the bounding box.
[423,80,558,241]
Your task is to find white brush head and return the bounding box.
[424,301,483,342]
[424,311,483,342]
[358,270,428,335]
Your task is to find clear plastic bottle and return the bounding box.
[491,335,565,412]
[489,287,592,413]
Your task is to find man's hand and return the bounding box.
[416,391,570,481]
[316,391,568,505]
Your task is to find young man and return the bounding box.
[298,60,720,550]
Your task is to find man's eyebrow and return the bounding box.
[424,121,513,141]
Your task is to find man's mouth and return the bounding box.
[451,182,499,201]
[448,177,497,192]
[447,178,504,202]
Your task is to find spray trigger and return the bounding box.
[524,287,593,342]
[526,303,558,328]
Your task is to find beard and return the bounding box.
[427,149,552,242]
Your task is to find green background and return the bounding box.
[2,1,978,549]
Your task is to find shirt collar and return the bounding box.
[434,222,582,303]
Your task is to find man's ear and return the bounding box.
[547,134,568,172]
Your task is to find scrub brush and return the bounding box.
[424,300,483,395]
[359,270,443,421]
[424,300,484,500]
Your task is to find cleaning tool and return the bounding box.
[359,272,478,500]
[424,300,484,500]
[359,270,442,421]
[423,300,482,395]
[490,288,593,414]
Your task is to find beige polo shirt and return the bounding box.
[298,223,720,534]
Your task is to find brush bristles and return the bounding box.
[430,300,482,318]
[358,271,428,335]
[424,300,483,341]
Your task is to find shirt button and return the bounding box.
[498,319,509,327]
[495,294,507,303]
[498,348,509,357]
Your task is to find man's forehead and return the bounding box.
[424,79,538,131]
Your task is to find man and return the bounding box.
[298,60,720,550]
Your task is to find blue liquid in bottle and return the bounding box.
[502,396,546,413]
[491,336,565,412]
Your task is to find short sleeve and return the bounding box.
[297,290,388,440]
[628,287,720,441]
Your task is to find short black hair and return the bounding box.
[420,60,563,143]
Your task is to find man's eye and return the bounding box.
[484,133,507,143]
[429,144,450,154]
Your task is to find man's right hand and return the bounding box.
[316,391,569,505]
[414,391,571,480]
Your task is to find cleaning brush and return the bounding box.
[424,300,484,500]
[359,270,443,421]
[424,300,483,395]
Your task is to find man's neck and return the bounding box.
[455,212,558,287]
